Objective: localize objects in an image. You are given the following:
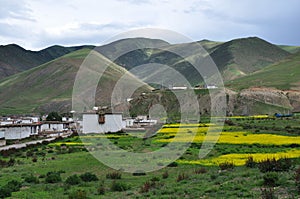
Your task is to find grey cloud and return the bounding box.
[0,0,34,21]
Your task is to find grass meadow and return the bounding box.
[0,116,300,198]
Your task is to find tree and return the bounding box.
[46,112,62,121]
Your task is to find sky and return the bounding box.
[0,0,299,50]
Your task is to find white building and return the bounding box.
[82,112,123,134]
[1,124,40,140]
[41,122,71,132]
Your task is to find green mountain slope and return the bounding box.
[108,37,290,85]
[210,37,291,81]
[0,44,94,79]
[226,52,300,91]
[0,49,150,114]
[278,45,300,54]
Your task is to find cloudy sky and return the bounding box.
[0,0,299,50]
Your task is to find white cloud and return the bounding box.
[0,0,299,49]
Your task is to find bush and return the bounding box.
[106,171,122,179]
[110,181,130,192]
[45,171,62,183]
[68,189,87,199]
[219,161,234,170]
[140,180,157,193]
[245,156,257,168]
[176,173,188,182]
[79,172,98,182]
[65,174,81,185]
[7,158,15,167]
[0,186,12,198]
[261,187,276,199]
[32,156,38,163]
[5,180,22,192]
[97,182,105,195]
[263,172,279,186]
[194,167,207,174]
[162,171,169,179]
[24,174,39,184]
[132,170,146,176]
[258,157,292,173]
[167,162,178,167]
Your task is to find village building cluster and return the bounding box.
[0,109,158,147]
[0,116,74,146]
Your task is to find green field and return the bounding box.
[1,117,300,198]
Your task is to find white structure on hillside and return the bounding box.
[82,112,124,134]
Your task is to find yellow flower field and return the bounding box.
[157,127,300,145]
[177,149,300,166]
[48,142,92,146]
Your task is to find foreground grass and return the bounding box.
[0,117,300,198]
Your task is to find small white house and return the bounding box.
[124,118,135,127]
[1,124,40,140]
[82,112,123,134]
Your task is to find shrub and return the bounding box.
[132,170,146,176]
[261,187,276,199]
[0,159,7,168]
[97,182,105,195]
[68,189,87,199]
[219,161,234,170]
[263,172,279,186]
[167,162,178,167]
[162,171,169,179]
[258,157,292,173]
[79,172,98,182]
[106,171,122,179]
[194,167,207,174]
[5,180,22,192]
[65,174,81,185]
[140,180,156,193]
[45,171,62,183]
[110,181,130,192]
[245,156,257,168]
[0,180,21,198]
[32,156,38,163]
[176,173,188,182]
[0,186,12,198]
[150,176,160,182]
[24,174,39,184]
[7,158,15,167]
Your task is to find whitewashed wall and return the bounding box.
[4,126,39,140]
[41,123,64,131]
[83,113,123,134]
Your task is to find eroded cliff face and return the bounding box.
[129,87,300,118]
[226,87,300,115]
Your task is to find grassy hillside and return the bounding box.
[0,49,150,115]
[278,45,300,53]
[0,44,94,80]
[210,37,290,81]
[226,52,300,91]
[109,37,290,86]
[97,37,169,61]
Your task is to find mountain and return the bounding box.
[0,48,150,114]
[209,37,291,81]
[0,36,298,115]
[104,37,290,85]
[226,51,300,91]
[0,44,94,79]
